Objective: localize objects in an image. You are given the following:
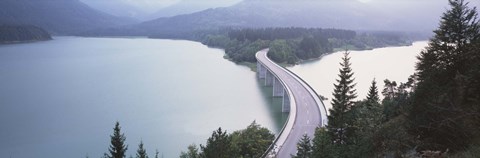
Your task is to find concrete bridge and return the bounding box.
[256,49,328,157]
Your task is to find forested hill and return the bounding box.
[184,27,412,64]
[0,0,135,35]
[0,25,52,43]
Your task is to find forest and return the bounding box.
[291,0,480,157]
[197,27,412,64]
[0,25,51,43]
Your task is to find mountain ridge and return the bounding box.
[0,0,136,35]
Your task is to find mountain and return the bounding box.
[0,0,136,35]
[80,0,150,20]
[86,0,480,38]
[127,0,446,37]
[146,0,242,19]
[0,25,52,43]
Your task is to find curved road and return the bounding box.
[256,49,327,157]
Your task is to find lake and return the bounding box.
[0,37,287,158]
[0,37,427,158]
[289,41,429,111]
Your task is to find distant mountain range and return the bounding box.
[2,0,477,37]
[84,0,453,37]
[0,0,135,35]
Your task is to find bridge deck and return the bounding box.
[256,49,327,157]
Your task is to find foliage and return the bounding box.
[327,51,357,149]
[292,134,313,158]
[108,122,128,158]
[179,144,199,158]
[179,121,274,158]
[199,27,410,64]
[0,25,52,43]
[200,127,232,158]
[409,0,480,152]
[136,141,148,158]
[268,39,296,64]
[312,127,335,158]
[229,121,275,158]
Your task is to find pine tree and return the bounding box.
[200,127,232,158]
[328,51,357,146]
[154,150,159,158]
[293,134,313,158]
[108,122,128,158]
[366,79,380,108]
[366,79,383,129]
[312,127,335,158]
[136,141,148,158]
[410,0,480,151]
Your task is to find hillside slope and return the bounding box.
[0,0,134,35]
[0,25,52,43]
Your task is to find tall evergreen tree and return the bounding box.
[200,128,232,158]
[108,122,128,158]
[328,51,357,146]
[293,134,313,158]
[366,79,380,107]
[410,0,480,151]
[136,141,148,158]
[365,79,384,128]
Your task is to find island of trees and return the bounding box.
[0,25,52,44]
[153,28,413,65]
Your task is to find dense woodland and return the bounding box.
[292,0,480,157]
[0,25,51,43]
[198,28,412,64]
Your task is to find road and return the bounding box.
[256,49,327,157]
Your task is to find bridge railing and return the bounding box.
[283,68,329,126]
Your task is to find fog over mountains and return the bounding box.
[1,0,479,35]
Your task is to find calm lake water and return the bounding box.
[0,37,287,158]
[0,37,427,158]
[289,41,429,111]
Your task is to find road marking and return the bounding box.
[307,120,310,124]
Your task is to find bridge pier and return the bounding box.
[273,77,284,97]
[257,61,290,113]
[265,71,273,86]
[257,62,267,79]
[282,89,290,112]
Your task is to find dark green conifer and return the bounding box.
[136,141,148,158]
[293,134,313,158]
[200,128,231,158]
[108,122,128,158]
[327,51,357,145]
[410,0,480,151]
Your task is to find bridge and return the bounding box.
[256,49,328,157]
